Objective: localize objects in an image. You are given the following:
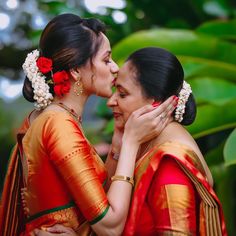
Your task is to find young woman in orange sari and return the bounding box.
[0,15,176,236]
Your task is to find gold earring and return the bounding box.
[74,76,83,96]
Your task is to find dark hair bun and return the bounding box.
[180,93,196,125]
[22,77,35,103]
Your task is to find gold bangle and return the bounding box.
[111,175,134,187]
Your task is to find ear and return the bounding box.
[69,68,81,82]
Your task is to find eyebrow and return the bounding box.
[103,50,111,57]
[116,83,129,92]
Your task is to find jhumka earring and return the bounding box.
[74,76,83,96]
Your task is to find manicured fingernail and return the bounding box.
[152,101,160,107]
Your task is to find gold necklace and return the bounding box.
[52,102,82,124]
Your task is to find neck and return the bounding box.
[53,92,88,118]
[137,138,157,161]
[136,123,172,161]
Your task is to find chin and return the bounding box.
[97,89,112,98]
[114,119,125,130]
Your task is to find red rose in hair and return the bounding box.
[53,71,69,84]
[61,81,71,93]
[36,57,52,74]
[54,82,71,97]
[53,71,71,97]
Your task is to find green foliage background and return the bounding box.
[0,0,235,234]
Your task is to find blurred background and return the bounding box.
[0,0,236,234]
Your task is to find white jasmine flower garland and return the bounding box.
[174,81,192,123]
[22,49,53,110]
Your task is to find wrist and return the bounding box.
[122,133,139,147]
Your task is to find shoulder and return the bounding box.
[40,110,78,126]
[156,157,193,186]
[159,122,202,157]
[33,111,84,137]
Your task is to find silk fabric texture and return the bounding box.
[123,142,227,236]
[0,111,227,236]
[0,111,109,235]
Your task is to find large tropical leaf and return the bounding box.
[196,19,236,40]
[189,77,236,105]
[112,29,236,65]
[224,128,236,166]
[179,56,236,82]
[204,140,225,166]
[187,100,236,138]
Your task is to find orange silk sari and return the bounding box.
[0,111,109,236]
[0,116,30,236]
[123,142,227,236]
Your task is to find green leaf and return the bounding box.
[96,98,112,119]
[187,100,236,138]
[204,140,225,166]
[189,77,236,105]
[103,119,114,135]
[196,19,236,40]
[112,29,236,65]
[179,56,236,82]
[224,128,236,166]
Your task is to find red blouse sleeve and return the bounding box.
[42,112,109,224]
[147,157,198,235]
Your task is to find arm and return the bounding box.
[147,157,198,235]
[43,97,176,236]
[45,113,138,236]
[104,126,123,191]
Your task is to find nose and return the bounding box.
[107,93,117,108]
[111,60,119,74]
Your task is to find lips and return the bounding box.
[112,77,117,85]
[113,112,122,118]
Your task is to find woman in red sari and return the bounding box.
[0,15,176,236]
[106,47,227,235]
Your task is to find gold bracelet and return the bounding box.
[111,175,134,187]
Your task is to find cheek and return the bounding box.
[122,100,147,122]
[119,104,133,123]
[95,80,113,97]
[92,73,113,97]
[123,111,132,122]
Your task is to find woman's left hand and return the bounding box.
[123,96,177,145]
[34,225,77,236]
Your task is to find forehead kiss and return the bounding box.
[113,61,141,94]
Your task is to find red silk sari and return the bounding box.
[123,142,227,236]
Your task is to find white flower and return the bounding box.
[174,81,192,123]
[22,49,53,110]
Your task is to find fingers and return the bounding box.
[139,96,177,122]
[150,96,178,118]
[47,224,65,233]
[131,104,156,117]
[47,224,76,234]
[33,229,53,236]
[129,95,177,120]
